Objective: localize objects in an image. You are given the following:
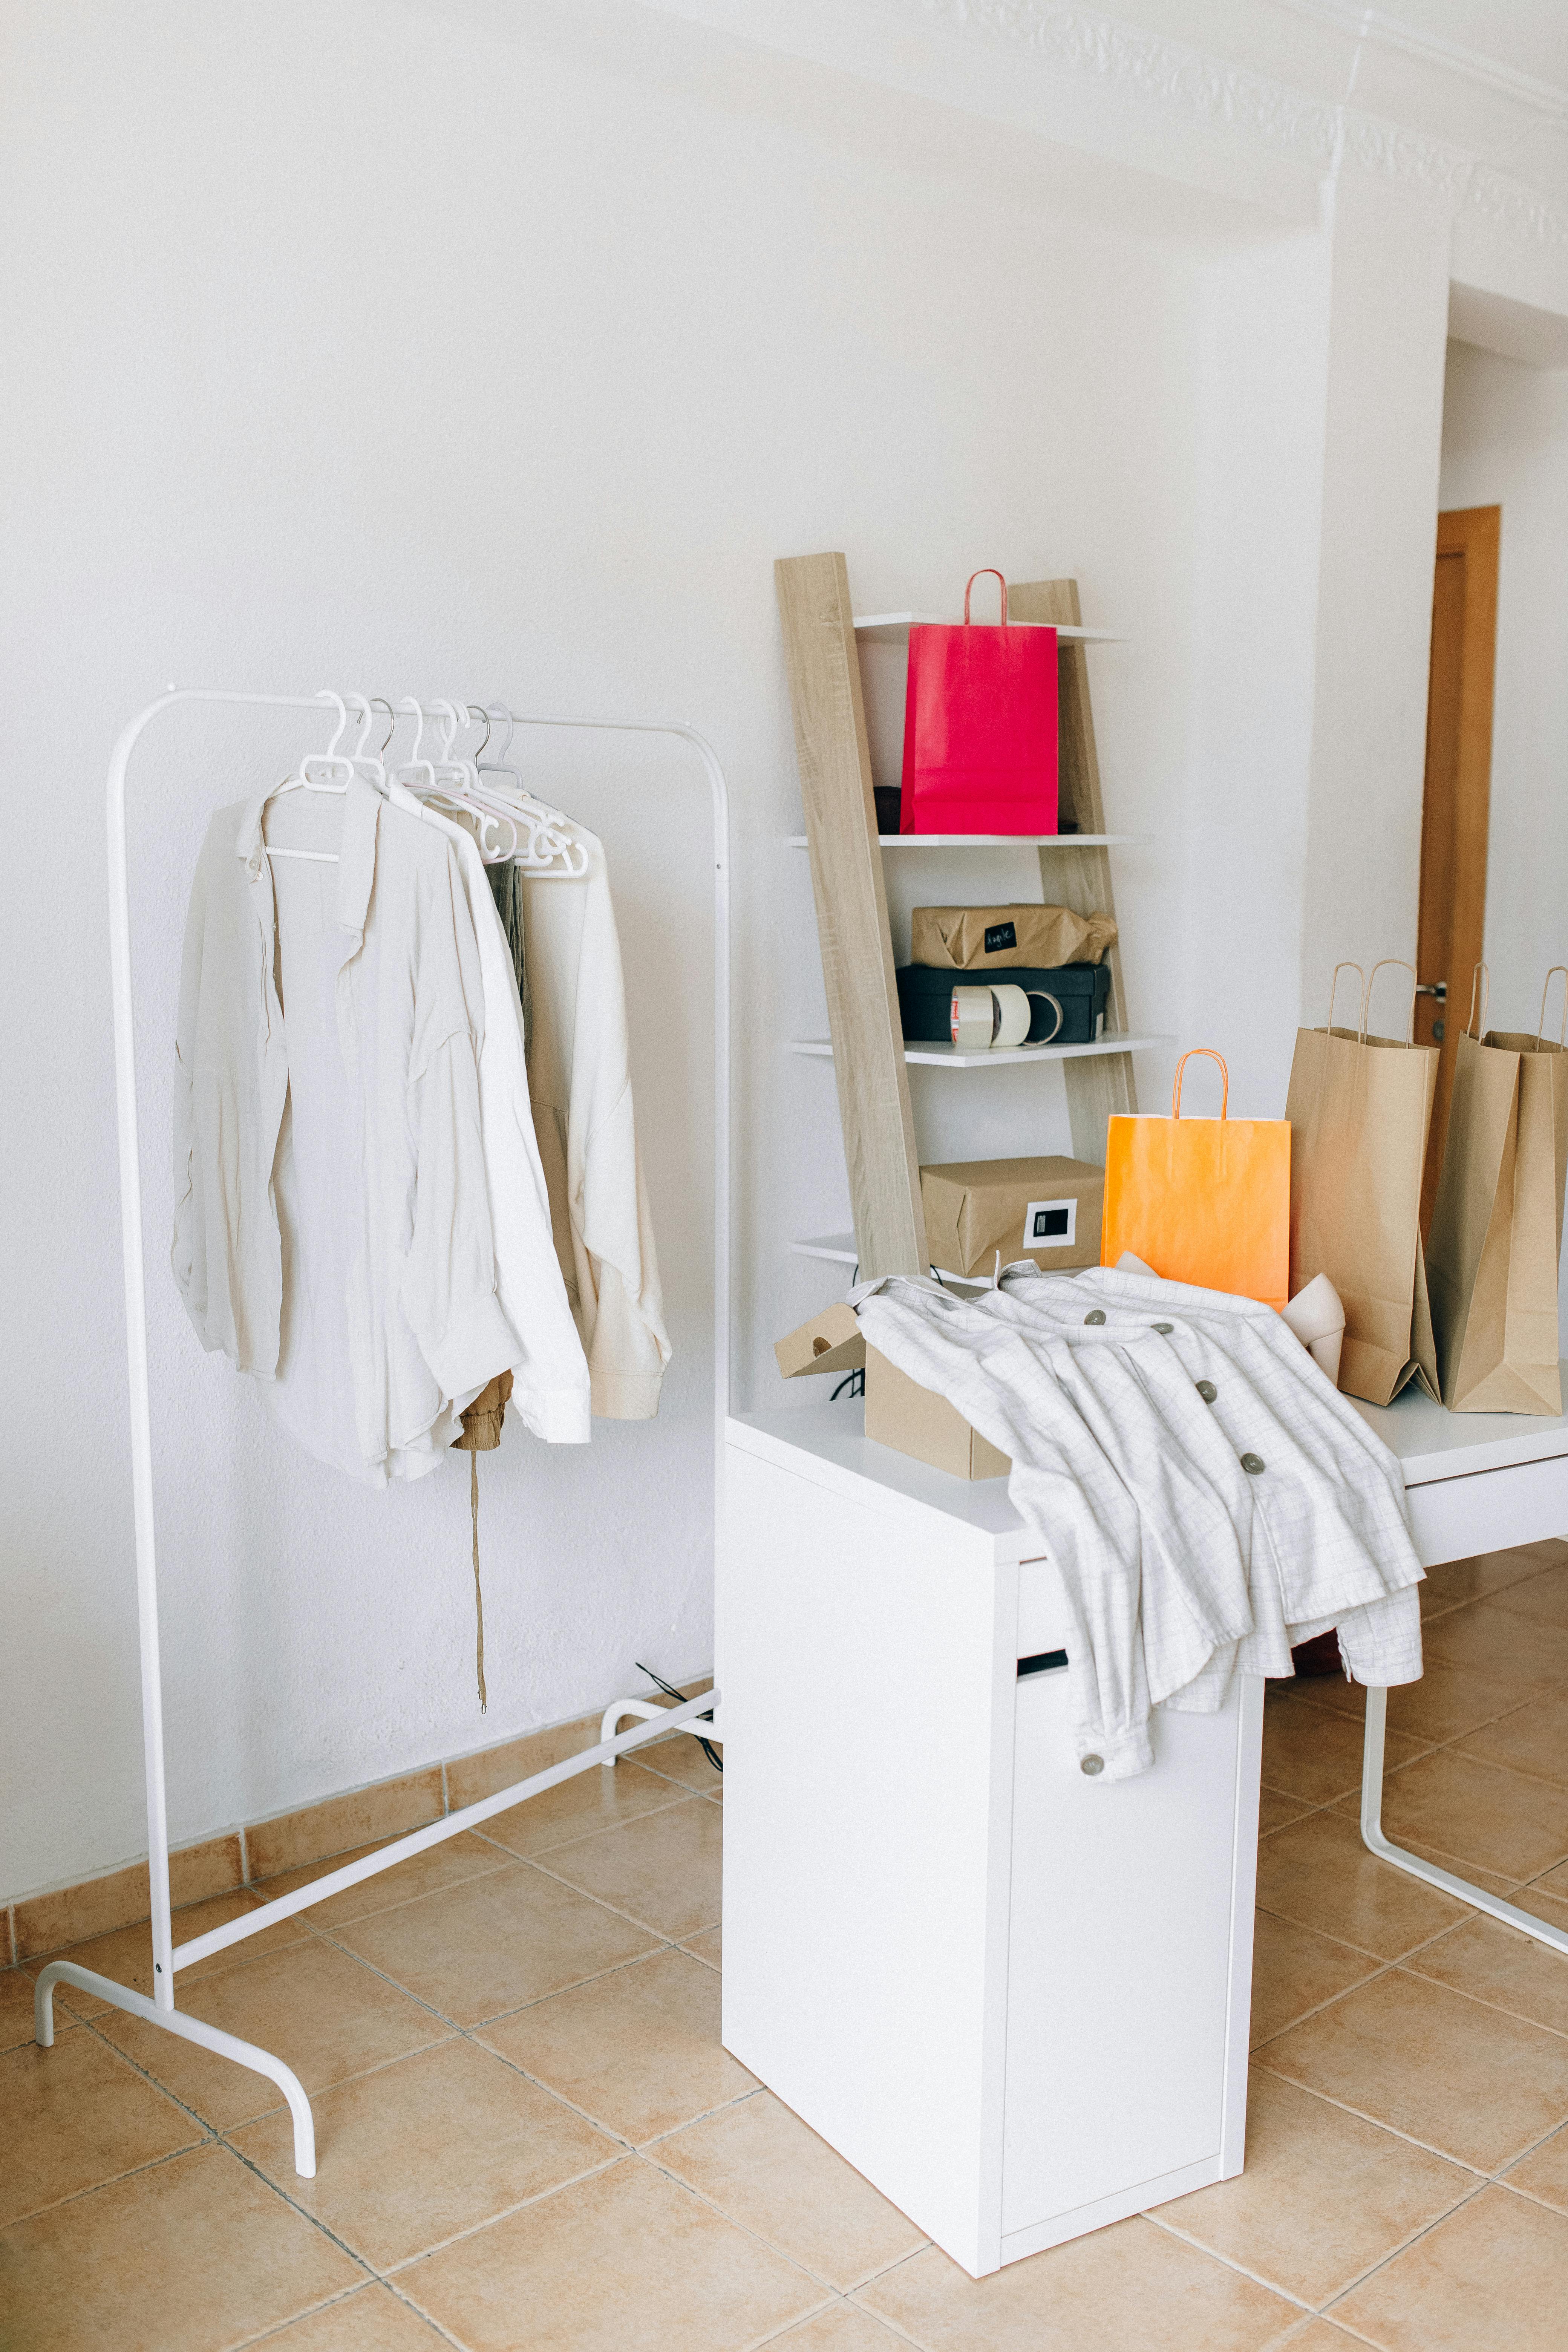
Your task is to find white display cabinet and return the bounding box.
[720,1401,1263,2280]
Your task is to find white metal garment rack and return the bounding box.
[32,688,732,2178]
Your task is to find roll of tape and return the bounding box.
[992,984,1031,1048]
[951,986,994,1050]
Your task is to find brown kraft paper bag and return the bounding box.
[1426,966,1568,1414]
[910,903,1118,971]
[1285,961,1439,1406]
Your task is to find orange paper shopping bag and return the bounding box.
[1101,1050,1291,1308]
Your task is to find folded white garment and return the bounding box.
[853,1264,1423,1780]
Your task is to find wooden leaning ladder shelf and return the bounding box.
[775,553,1139,1279]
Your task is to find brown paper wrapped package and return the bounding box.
[911,904,1118,971]
[923,1156,1104,1278]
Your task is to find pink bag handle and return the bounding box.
[1172,1049,1228,1121]
[963,570,1008,626]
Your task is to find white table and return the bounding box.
[1352,1371,1568,1958]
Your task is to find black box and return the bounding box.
[896,962,1111,1046]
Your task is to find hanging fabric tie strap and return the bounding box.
[452,1369,512,1713]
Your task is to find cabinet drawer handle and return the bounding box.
[1017,1649,1069,1678]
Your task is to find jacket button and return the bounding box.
[1084,1309,1106,1326]
[1153,1321,1173,1334]
[1080,1754,1104,1776]
[1197,1379,1217,1403]
[1241,1452,1265,1475]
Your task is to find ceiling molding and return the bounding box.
[1276,2,1568,121]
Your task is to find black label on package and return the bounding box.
[983,921,1017,953]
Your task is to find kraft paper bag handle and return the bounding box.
[1365,957,1420,1046]
[963,569,1008,626]
[1172,1048,1229,1120]
[1539,966,1568,1045]
[1465,961,1490,1041]
[1328,961,1365,1034]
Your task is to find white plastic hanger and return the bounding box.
[263,690,353,863]
[476,706,589,878]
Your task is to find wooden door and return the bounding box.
[1416,505,1500,1232]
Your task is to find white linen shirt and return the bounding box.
[521,824,671,1418]
[854,1265,1424,1779]
[172,782,519,1484]
[420,807,592,1444]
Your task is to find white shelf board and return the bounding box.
[854,612,1123,645]
[790,1234,990,1290]
[789,1031,1172,1070]
[785,832,1142,848]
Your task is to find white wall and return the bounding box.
[0,0,1309,1900]
[1438,335,1568,1311]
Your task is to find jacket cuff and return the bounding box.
[591,1369,665,1420]
[424,1295,521,1406]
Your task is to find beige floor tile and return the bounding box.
[1456,1686,1568,1792]
[1159,2072,1470,2304]
[255,1830,512,1928]
[1405,1909,1568,2036]
[232,2036,616,2268]
[0,2031,199,2226]
[632,1734,726,1798]
[1421,1599,1568,1686]
[1262,1699,1426,1807]
[400,2154,821,2351]
[250,2281,451,2347]
[444,1716,599,1811]
[245,1768,445,1880]
[1357,1747,1568,1882]
[331,1859,660,2027]
[475,1759,692,1859]
[654,2088,926,2291]
[1531,1856,1568,1898]
[40,1889,313,2019]
[478,1946,753,2144]
[1277,2327,1376,2348]
[770,2307,909,2349]
[1511,1882,1568,1935]
[1487,1561,1568,1627]
[1330,2183,1567,2351]
[539,1798,723,1939]
[1258,1966,1568,2171]
[1298,1657,1536,1744]
[0,2141,361,2351]
[1259,1788,1317,1837]
[94,1937,450,2129]
[1504,2121,1568,2216]
[1417,1549,1556,1619]
[0,1963,57,2054]
[1250,1912,1383,2048]
[683,1923,723,1969]
[1324,1822,1522,1899]
[1255,1810,1472,1959]
[856,2215,1298,2351]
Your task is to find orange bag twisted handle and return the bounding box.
[1539,967,1568,1045]
[1172,1049,1228,1121]
[963,569,1008,626]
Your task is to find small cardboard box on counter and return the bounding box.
[922,1155,1104,1279]
[774,1305,1009,1482]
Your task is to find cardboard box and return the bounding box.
[773,1305,1007,1481]
[922,1155,1104,1279]
[774,1303,865,1381]
[865,1346,1010,1481]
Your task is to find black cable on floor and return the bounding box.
[635,1660,723,1773]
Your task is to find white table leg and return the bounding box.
[1360,1684,1568,1958]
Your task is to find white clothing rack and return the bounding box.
[33,688,732,2179]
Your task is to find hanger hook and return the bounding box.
[467,704,492,762]
[316,689,349,759]
[371,697,397,760]
[487,703,514,765]
[348,692,374,760]
[399,697,425,764]
[436,699,462,762]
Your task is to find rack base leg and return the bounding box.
[34,1960,317,2176]
[1360,1684,1568,1958]
[600,1694,721,1765]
